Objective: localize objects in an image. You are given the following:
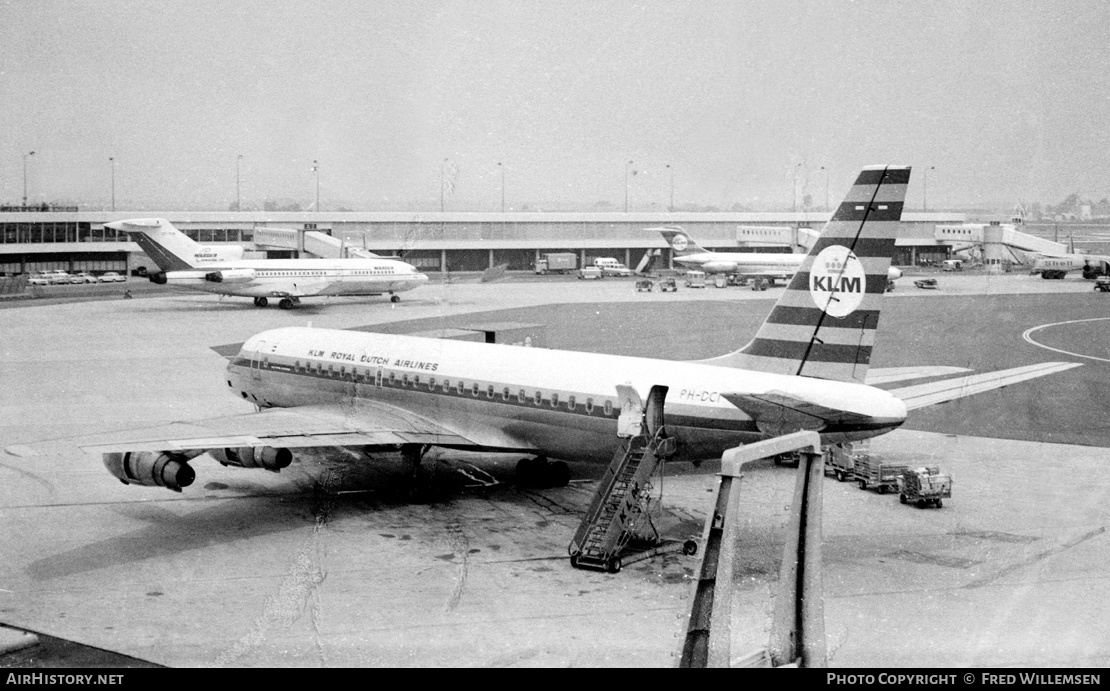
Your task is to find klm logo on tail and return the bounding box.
[670,234,689,251]
[809,245,866,318]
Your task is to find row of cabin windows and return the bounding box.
[258,269,395,277]
[288,359,614,415]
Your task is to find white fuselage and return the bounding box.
[673,251,802,277]
[163,258,427,298]
[226,327,907,464]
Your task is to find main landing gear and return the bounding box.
[515,456,570,488]
[252,296,300,309]
[390,294,400,303]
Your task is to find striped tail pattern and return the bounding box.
[707,165,911,384]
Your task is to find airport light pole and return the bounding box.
[22,151,35,206]
[236,154,243,211]
[498,161,505,212]
[667,163,674,211]
[109,157,115,212]
[313,159,320,212]
[792,162,802,213]
[624,160,633,213]
[820,165,829,211]
[924,166,935,212]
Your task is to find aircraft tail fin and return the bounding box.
[702,165,911,384]
[651,226,708,257]
[106,218,201,271]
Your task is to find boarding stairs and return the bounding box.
[568,427,675,573]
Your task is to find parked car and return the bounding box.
[71,272,98,283]
[27,273,50,286]
[43,270,74,285]
[97,271,127,283]
[577,266,603,280]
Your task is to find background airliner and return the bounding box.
[62,166,1077,495]
[654,226,903,286]
[106,218,428,309]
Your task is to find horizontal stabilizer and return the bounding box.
[865,366,973,385]
[722,390,875,436]
[888,362,1082,411]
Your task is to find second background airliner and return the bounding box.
[106,218,428,309]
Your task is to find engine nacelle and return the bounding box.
[204,268,256,283]
[149,272,167,285]
[103,451,196,491]
[209,446,292,472]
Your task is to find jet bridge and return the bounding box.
[252,226,378,259]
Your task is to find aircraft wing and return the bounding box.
[887,362,1082,411]
[720,391,874,436]
[49,400,481,457]
[258,277,332,298]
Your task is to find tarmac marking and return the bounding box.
[1022,317,1110,363]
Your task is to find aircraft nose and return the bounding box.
[889,267,903,280]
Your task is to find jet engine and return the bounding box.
[204,268,256,283]
[149,272,167,284]
[208,446,292,472]
[102,451,196,491]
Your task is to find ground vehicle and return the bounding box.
[1094,276,1110,292]
[98,271,127,283]
[750,277,769,291]
[941,259,963,271]
[26,273,50,286]
[535,252,577,274]
[577,266,602,280]
[635,278,654,291]
[714,274,728,288]
[914,278,938,289]
[824,443,860,482]
[42,270,74,285]
[71,272,97,283]
[853,456,909,493]
[897,466,952,508]
[684,270,706,288]
[593,258,633,277]
[657,276,677,292]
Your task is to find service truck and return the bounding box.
[593,257,633,277]
[897,467,952,508]
[535,253,577,274]
[853,456,909,494]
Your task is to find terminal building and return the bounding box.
[0,207,969,276]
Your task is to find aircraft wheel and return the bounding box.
[254,297,268,308]
[682,540,698,556]
[549,461,570,488]
[900,494,908,504]
[916,498,927,509]
[391,295,400,303]
[279,298,294,310]
[835,470,845,482]
[858,479,867,490]
[515,458,537,486]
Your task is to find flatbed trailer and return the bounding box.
[853,456,909,494]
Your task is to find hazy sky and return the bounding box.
[2,0,1108,212]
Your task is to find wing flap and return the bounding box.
[889,362,1082,411]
